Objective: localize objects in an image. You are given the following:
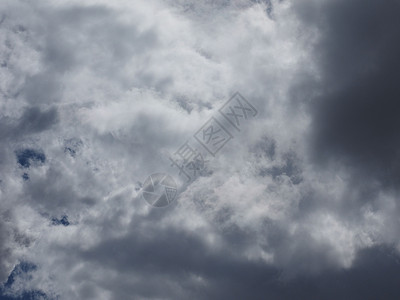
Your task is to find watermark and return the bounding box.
[218,92,258,131]
[139,92,258,207]
[142,173,177,207]
[193,117,233,157]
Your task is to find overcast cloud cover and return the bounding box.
[1,0,400,299]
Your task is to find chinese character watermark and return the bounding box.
[169,141,208,182]
[194,117,233,156]
[140,92,258,207]
[219,92,258,131]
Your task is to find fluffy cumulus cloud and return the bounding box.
[1,0,400,299]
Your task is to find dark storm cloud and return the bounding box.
[5,244,400,300]
[0,106,58,140]
[66,223,400,300]
[22,165,98,213]
[17,107,58,134]
[304,0,400,191]
[277,245,400,300]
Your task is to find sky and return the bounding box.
[1,0,400,299]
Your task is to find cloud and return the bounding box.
[305,0,400,190]
[1,0,400,299]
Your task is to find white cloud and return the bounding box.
[1,0,399,299]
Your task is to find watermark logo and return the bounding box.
[142,173,177,207]
[140,92,258,207]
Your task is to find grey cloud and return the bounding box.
[0,218,13,283]
[2,0,400,299]
[16,107,59,135]
[302,0,400,191]
[22,163,98,214]
[0,106,58,140]
[37,218,400,300]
